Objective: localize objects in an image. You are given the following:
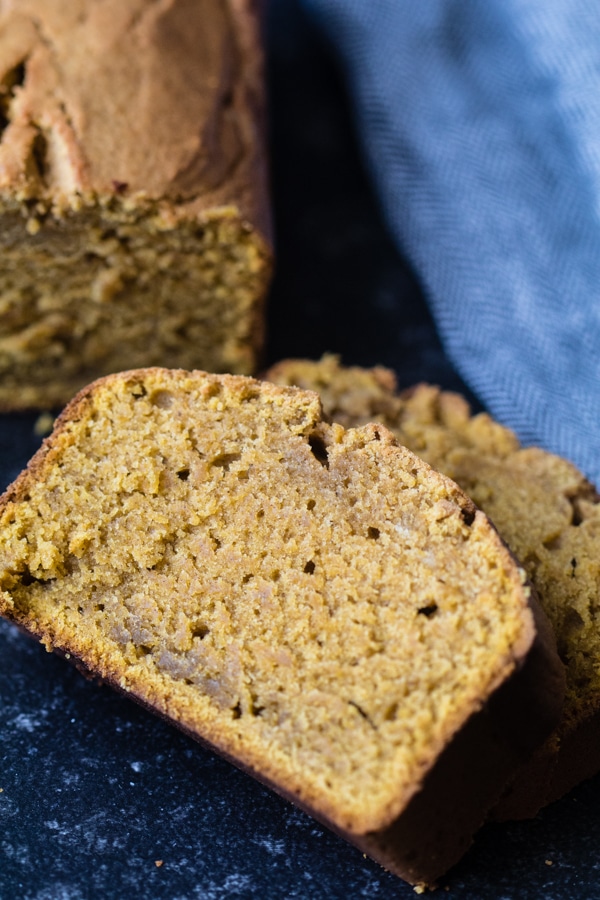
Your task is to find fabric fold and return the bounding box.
[302,0,600,483]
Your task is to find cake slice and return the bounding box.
[0,0,271,409]
[266,354,599,818]
[0,368,563,886]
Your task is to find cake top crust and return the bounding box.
[0,0,268,228]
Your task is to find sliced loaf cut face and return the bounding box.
[0,1,271,409]
[0,368,563,885]
[265,354,597,818]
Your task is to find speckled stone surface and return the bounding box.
[1,1,599,897]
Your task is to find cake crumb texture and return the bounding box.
[266,354,600,814]
[0,1,271,409]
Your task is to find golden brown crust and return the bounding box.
[0,367,564,884]
[0,0,270,229]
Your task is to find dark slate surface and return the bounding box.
[0,1,598,897]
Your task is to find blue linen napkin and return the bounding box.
[302,0,600,485]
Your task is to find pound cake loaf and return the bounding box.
[266,354,599,819]
[0,0,271,410]
[0,368,564,887]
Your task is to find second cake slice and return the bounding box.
[266,354,600,819]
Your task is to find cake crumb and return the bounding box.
[34,412,55,436]
[265,354,598,821]
[545,859,553,866]
[155,860,163,868]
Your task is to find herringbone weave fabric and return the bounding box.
[303,0,600,484]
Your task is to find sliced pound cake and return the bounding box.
[266,354,599,819]
[0,368,564,886]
